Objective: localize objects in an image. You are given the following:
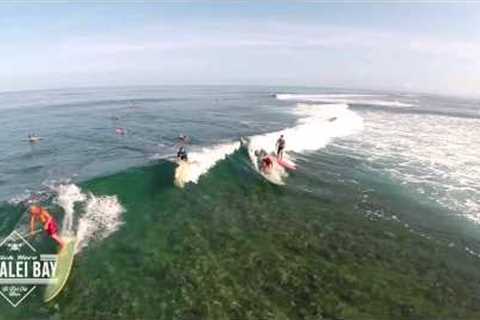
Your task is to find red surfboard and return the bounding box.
[276,158,297,171]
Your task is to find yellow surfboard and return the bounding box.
[44,236,76,302]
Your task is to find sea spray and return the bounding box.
[174,141,241,187]
[75,193,124,254]
[52,183,124,254]
[54,184,86,235]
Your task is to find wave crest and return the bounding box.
[276,93,414,108]
[249,103,363,155]
[174,141,241,187]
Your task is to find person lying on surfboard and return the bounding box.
[177,146,188,161]
[275,135,286,160]
[30,205,65,249]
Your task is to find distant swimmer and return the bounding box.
[30,205,64,249]
[275,134,286,160]
[177,134,190,145]
[177,146,188,161]
[27,133,42,143]
[128,101,139,109]
[115,128,125,135]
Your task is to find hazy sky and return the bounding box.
[1,2,480,96]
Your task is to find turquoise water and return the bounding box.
[1,86,479,319]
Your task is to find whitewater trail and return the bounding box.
[52,184,124,254]
[174,141,241,188]
[53,184,86,234]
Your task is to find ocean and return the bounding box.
[0,86,479,319]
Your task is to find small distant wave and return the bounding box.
[276,94,378,100]
[174,141,241,187]
[276,93,415,108]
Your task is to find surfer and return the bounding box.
[177,134,190,145]
[255,150,273,173]
[27,133,41,143]
[30,206,64,249]
[260,156,273,172]
[177,146,188,161]
[275,135,286,160]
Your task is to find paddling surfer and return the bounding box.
[27,133,41,143]
[276,135,286,160]
[30,205,64,249]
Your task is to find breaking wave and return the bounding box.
[174,141,241,187]
[246,103,363,183]
[276,93,414,108]
[248,103,363,154]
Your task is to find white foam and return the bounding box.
[249,103,363,154]
[276,93,414,108]
[276,94,378,100]
[247,103,363,183]
[174,141,241,186]
[338,110,480,224]
[53,184,86,233]
[75,193,124,254]
[52,183,124,254]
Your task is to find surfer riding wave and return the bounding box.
[30,205,65,249]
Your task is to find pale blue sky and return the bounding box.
[1,2,479,95]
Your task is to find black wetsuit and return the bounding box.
[276,138,285,156]
[177,148,188,161]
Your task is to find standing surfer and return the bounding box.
[176,133,190,161]
[30,205,64,249]
[276,135,286,160]
[177,146,188,161]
